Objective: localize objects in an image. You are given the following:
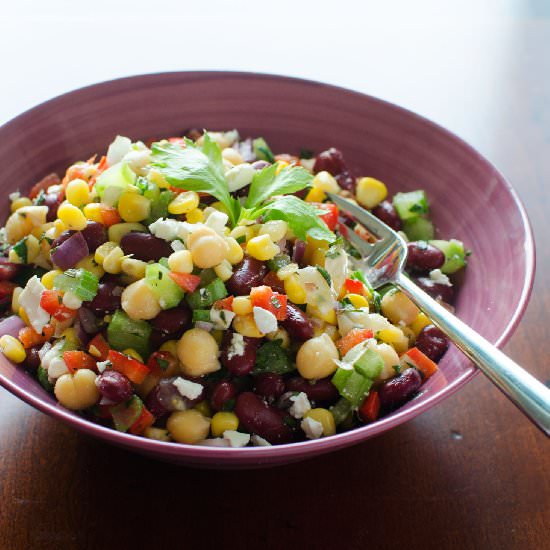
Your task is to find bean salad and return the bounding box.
[0,130,467,447]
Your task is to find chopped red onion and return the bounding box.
[51,231,89,270]
[292,240,306,265]
[0,315,25,338]
[195,321,214,332]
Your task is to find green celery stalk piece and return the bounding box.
[354,349,384,379]
[53,269,99,301]
[186,278,227,309]
[95,162,136,202]
[37,366,54,392]
[429,239,467,274]
[402,217,435,241]
[107,310,151,359]
[110,396,143,432]
[393,190,429,221]
[192,309,211,323]
[330,398,352,425]
[252,137,275,163]
[342,371,373,408]
[145,263,184,309]
[331,367,354,393]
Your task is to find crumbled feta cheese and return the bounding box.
[289,392,311,419]
[106,135,132,166]
[223,430,251,448]
[324,246,348,295]
[62,291,83,310]
[96,360,111,373]
[47,184,63,195]
[301,417,324,439]
[429,268,451,286]
[226,163,256,192]
[48,356,69,379]
[205,211,229,235]
[251,435,272,447]
[226,333,245,360]
[172,377,203,400]
[253,306,278,334]
[149,218,184,241]
[18,276,50,333]
[9,191,20,201]
[210,308,235,330]
[171,239,186,252]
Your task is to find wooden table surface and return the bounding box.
[1,3,549,549]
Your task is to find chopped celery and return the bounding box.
[147,190,174,225]
[341,371,373,408]
[354,349,384,379]
[95,162,136,203]
[158,257,169,269]
[393,190,429,221]
[253,137,275,163]
[110,395,143,432]
[330,398,352,425]
[145,263,184,309]
[53,269,99,301]
[331,367,353,392]
[107,310,151,358]
[403,217,434,241]
[37,365,54,392]
[267,254,291,272]
[429,239,467,274]
[186,278,227,309]
[192,309,211,323]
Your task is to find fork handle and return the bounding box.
[396,273,550,436]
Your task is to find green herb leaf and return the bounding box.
[253,339,294,375]
[151,133,240,225]
[245,164,313,208]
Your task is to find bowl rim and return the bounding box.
[0,70,536,459]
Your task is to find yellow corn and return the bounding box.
[102,246,125,274]
[225,237,244,265]
[275,161,289,175]
[94,241,118,265]
[214,260,233,281]
[307,303,337,325]
[41,269,62,290]
[304,408,336,436]
[83,202,103,223]
[53,219,67,236]
[11,287,23,314]
[410,312,432,337]
[229,225,254,243]
[57,202,87,230]
[122,348,144,362]
[221,147,244,165]
[276,263,299,281]
[117,192,150,222]
[76,255,105,279]
[108,222,146,243]
[0,335,26,363]
[8,248,22,264]
[284,273,307,304]
[312,171,339,193]
[232,296,252,316]
[186,208,204,224]
[167,250,193,274]
[246,234,279,261]
[121,258,147,280]
[159,339,179,357]
[148,168,170,188]
[193,400,212,418]
[233,314,264,338]
[259,220,288,242]
[18,307,31,326]
[356,177,388,209]
[65,178,91,207]
[377,327,409,354]
[168,191,200,215]
[10,197,32,212]
[210,412,239,437]
[346,294,369,309]
[305,186,326,203]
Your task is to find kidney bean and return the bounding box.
[415,277,454,304]
[281,304,314,342]
[254,373,285,402]
[144,383,170,418]
[85,281,123,314]
[184,128,203,141]
[285,376,339,406]
[220,331,261,376]
[372,200,402,231]
[43,193,61,222]
[406,242,445,272]
[232,375,253,394]
[151,304,192,337]
[415,324,449,362]
[78,307,101,335]
[291,240,306,266]
[51,229,76,250]
[235,392,295,444]
[335,171,356,192]
[120,232,173,262]
[24,346,41,371]
[226,256,269,296]
[263,271,285,294]
[313,147,346,175]
[0,257,20,281]
[80,222,107,252]
[209,380,237,411]
[146,377,196,417]
[96,371,133,405]
[379,368,422,410]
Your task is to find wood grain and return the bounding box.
[1,7,549,550]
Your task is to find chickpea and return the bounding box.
[177,328,221,376]
[380,289,420,325]
[121,279,161,320]
[187,226,229,268]
[54,369,100,410]
[296,333,339,379]
[167,409,211,444]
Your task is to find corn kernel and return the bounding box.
[221,147,244,165]
[167,250,193,274]
[312,171,340,193]
[108,223,146,243]
[42,269,62,290]
[94,241,118,265]
[159,340,179,357]
[229,225,254,243]
[211,411,239,437]
[410,312,432,336]
[53,219,67,236]
[121,257,147,280]
[65,178,91,207]
[233,314,264,338]
[246,234,279,261]
[232,296,253,316]
[356,177,388,209]
[8,248,22,264]
[26,234,40,263]
[304,237,329,266]
[307,303,337,325]
[305,186,326,203]
[377,327,409,354]
[57,202,88,230]
[148,168,170,188]
[118,192,150,222]
[194,400,212,418]
[284,273,307,304]
[259,220,288,242]
[275,161,289,175]
[0,335,27,363]
[276,263,299,281]
[122,348,144,362]
[168,191,200,215]
[10,197,32,212]
[102,246,125,274]
[309,247,327,268]
[76,255,105,279]
[186,208,204,224]
[304,408,336,436]
[18,307,31,326]
[83,202,103,223]
[11,287,23,314]
[225,237,244,265]
[214,259,233,281]
[346,294,369,309]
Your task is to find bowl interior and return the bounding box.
[0,72,534,467]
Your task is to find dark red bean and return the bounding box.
[183,128,203,141]
[313,147,346,175]
[226,256,269,296]
[406,242,445,272]
[372,200,402,231]
[23,346,41,371]
[85,281,123,314]
[415,324,449,362]
[335,171,356,192]
[120,232,173,262]
[254,373,285,402]
[77,307,101,335]
[145,378,194,417]
[234,392,295,444]
[144,383,170,418]
[96,371,133,405]
[0,257,20,281]
[80,222,107,252]
[232,375,253,394]
[209,380,237,411]
[43,193,61,222]
[263,271,285,294]
[220,331,261,376]
[151,304,192,337]
[291,240,306,266]
[379,368,422,410]
[415,277,454,304]
[285,376,339,406]
[281,304,314,342]
[51,229,76,250]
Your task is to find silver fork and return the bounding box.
[328,192,550,436]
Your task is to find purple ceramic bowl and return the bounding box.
[0,72,535,468]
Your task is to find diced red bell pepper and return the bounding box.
[262,271,285,294]
[168,272,201,293]
[88,334,110,361]
[39,289,77,322]
[359,390,380,422]
[99,205,122,227]
[336,328,374,357]
[108,350,150,384]
[29,173,60,199]
[129,406,155,435]
[168,137,187,147]
[213,296,234,311]
[63,351,97,374]
[18,324,54,349]
[401,347,438,379]
[147,351,178,378]
[344,278,365,295]
[314,203,339,231]
[250,285,288,321]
